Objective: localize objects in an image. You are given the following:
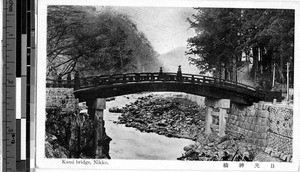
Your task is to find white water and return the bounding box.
[103,93,195,160]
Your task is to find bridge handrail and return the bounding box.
[180,73,256,90]
[46,78,74,88]
[68,72,262,95]
[182,73,262,95]
[46,72,265,98]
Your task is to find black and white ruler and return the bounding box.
[2,0,35,171]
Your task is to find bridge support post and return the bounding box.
[87,98,106,158]
[219,108,227,136]
[204,98,230,136]
[204,106,213,135]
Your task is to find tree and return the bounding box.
[47,5,88,77]
[240,9,294,85]
[47,6,161,78]
[187,8,242,81]
[187,8,294,87]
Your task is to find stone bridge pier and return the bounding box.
[204,98,230,136]
[86,98,108,158]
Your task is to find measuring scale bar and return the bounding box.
[3,0,17,171]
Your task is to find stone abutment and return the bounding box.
[226,102,293,161]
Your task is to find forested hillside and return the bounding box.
[187,8,294,89]
[47,6,161,78]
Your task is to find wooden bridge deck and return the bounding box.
[46,72,266,105]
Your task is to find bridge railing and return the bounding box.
[180,73,261,95]
[73,72,263,96]
[46,78,74,88]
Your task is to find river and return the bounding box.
[103,92,195,160]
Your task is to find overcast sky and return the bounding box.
[112,6,197,54]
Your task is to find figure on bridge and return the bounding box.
[177,65,182,81]
[159,67,164,80]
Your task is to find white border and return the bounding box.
[36,0,300,171]
[0,1,3,171]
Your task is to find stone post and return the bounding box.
[205,106,213,135]
[87,98,106,158]
[94,98,106,158]
[219,108,228,136]
[205,98,230,136]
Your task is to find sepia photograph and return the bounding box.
[35,0,299,171]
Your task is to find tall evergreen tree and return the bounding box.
[187,8,294,87]
[240,9,294,85]
[187,8,242,81]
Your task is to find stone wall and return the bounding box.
[45,88,111,159]
[46,88,79,112]
[226,102,293,162]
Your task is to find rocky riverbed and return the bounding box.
[110,94,284,162]
[111,94,206,140]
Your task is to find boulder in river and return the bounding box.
[109,106,124,113]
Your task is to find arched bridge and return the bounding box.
[47,72,265,105]
[46,72,280,158]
